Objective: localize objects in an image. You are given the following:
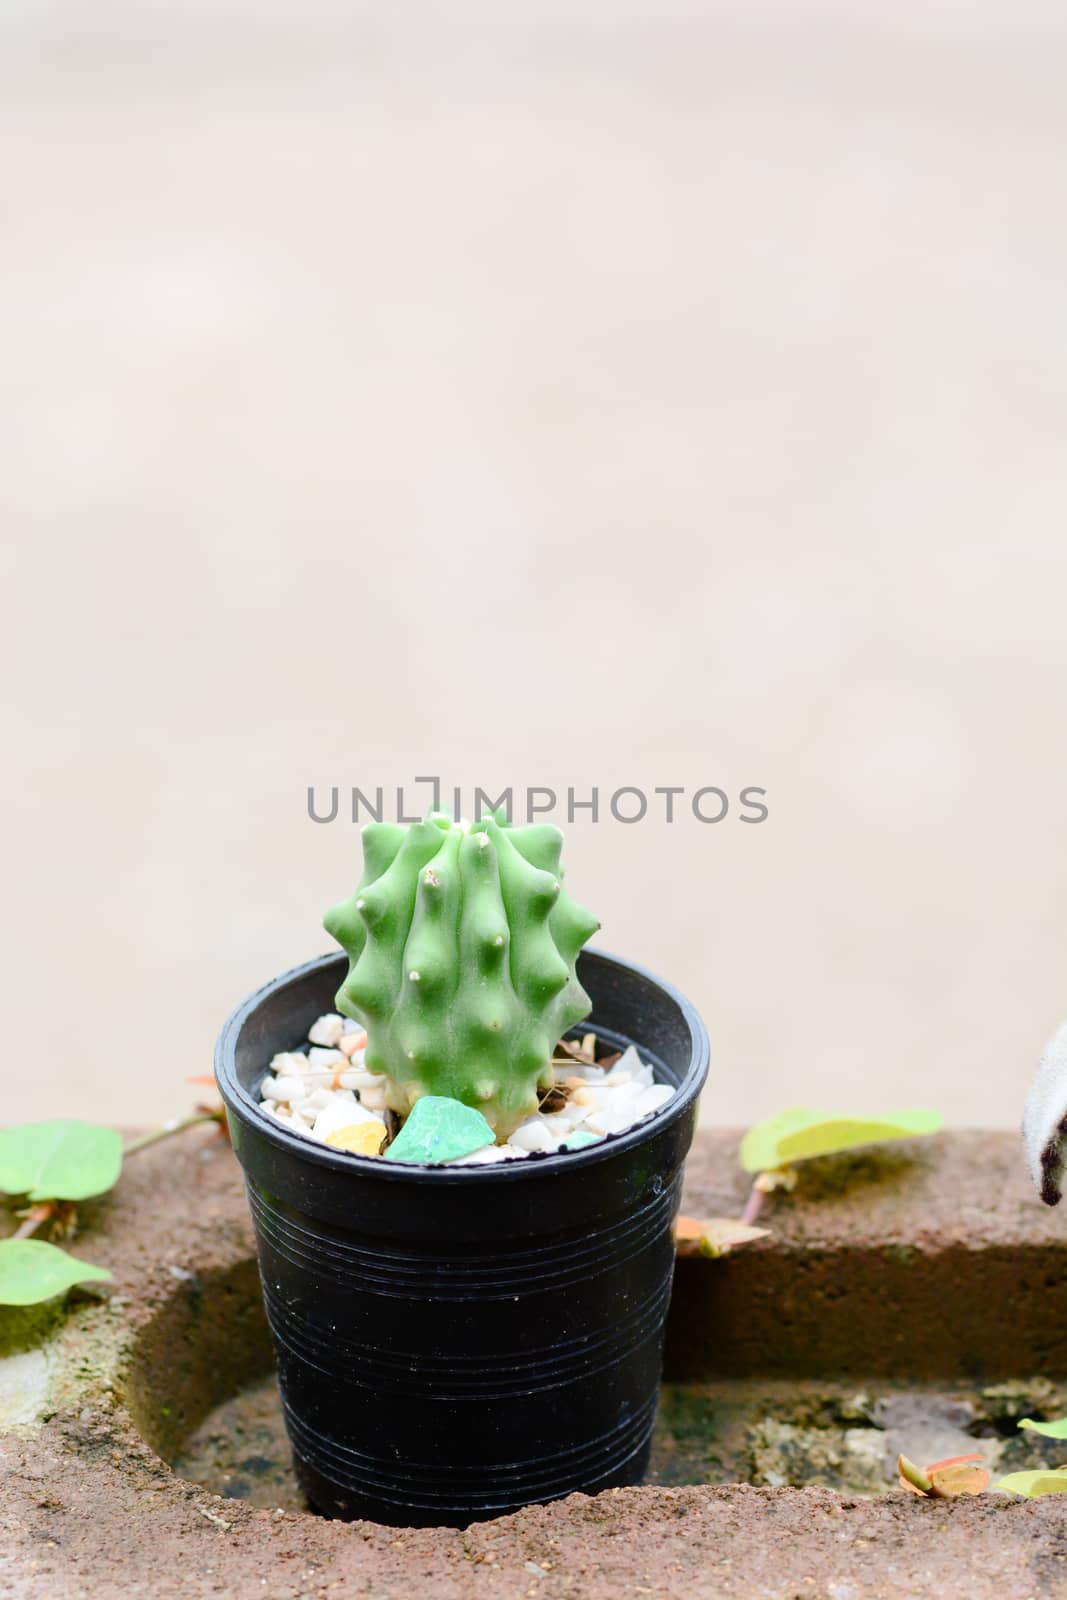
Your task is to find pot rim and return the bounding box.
[215,945,709,1186]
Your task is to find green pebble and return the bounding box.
[561,1130,603,1151]
[386,1096,496,1165]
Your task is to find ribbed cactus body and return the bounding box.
[323,813,600,1137]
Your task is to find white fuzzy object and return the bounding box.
[1023,1018,1067,1205]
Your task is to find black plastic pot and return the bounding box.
[215,946,709,1526]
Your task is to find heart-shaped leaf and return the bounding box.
[740,1108,942,1174]
[898,1452,989,1497]
[997,1468,1067,1498]
[1019,1416,1067,1439]
[674,1215,770,1258]
[0,1239,111,1305]
[0,1121,123,1201]
[927,1455,989,1496]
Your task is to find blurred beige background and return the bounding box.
[2,2,1066,1130]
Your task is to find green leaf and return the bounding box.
[0,1239,111,1305]
[996,1468,1067,1498]
[0,1121,123,1201]
[739,1108,943,1174]
[1019,1417,1067,1439]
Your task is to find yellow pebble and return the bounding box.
[325,1122,385,1156]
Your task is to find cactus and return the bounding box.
[323,813,600,1137]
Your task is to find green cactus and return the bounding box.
[323,813,600,1137]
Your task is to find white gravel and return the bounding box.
[257,1020,675,1163]
[308,1013,346,1047]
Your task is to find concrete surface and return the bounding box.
[2,4,1067,1128]
[5,1126,1067,1598]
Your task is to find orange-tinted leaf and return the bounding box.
[898,1452,988,1498]
[926,1453,986,1473]
[928,1459,990,1497]
[193,1103,231,1143]
[674,1216,770,1258]
[674,1215,706,1241]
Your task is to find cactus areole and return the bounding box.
[323,813,600,1138]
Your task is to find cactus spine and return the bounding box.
[323,813,600,1137]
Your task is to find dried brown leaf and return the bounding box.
[674,1216,771,1258]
